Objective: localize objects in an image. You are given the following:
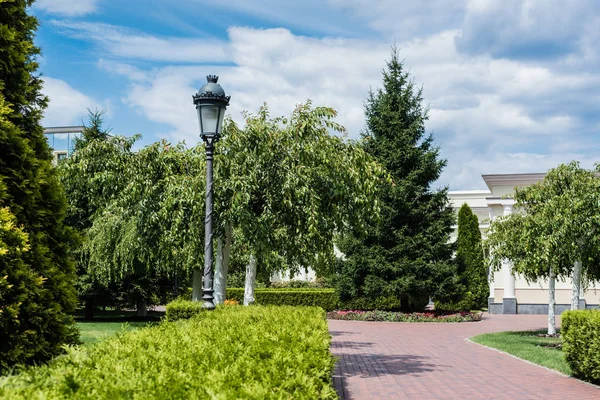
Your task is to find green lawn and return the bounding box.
[77,321,152,346]
[471,330,571,375]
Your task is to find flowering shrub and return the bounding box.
[224,299,240,306]
[327,310,482,323]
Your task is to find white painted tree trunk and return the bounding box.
[213,224,232,305]
[548,265,556,335]
[192,268,203,302]
[244,254,257,306]
[571,260,582,310]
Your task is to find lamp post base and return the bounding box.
[202,300,216,310]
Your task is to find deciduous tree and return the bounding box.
[486,162,600,334]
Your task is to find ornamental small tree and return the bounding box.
[58,111,136,318]
[487,162,600,334]
[82,141,206,315]
[437,204,487,311]
[0,0,77,372]
[211,102,387,305]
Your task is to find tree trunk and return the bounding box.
[84,298,94,320]
[571,260,582,310]
[136,300,148,318]
[244,254,257,306]
[213,224,232,305]
[192,268,202,302]
[548,265,556,335]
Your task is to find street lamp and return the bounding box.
[193,75,230,309]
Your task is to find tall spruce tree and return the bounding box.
[336,47,456,311]
[0,0,78,373]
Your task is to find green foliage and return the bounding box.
[486,162,600,283]
[562,309,600,382]
[0,306,337,399]
[217,102,386,278]
[226,288,340,311]
[165,298,205,321]
[436,204,487,311]
[338,296,402,311]
[327,310,482,322]
[58,111,139,314]
[0,1,78,374]
[336,46,456,311]
[61,125,203,312]
[269,277,332,289]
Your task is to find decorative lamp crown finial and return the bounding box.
[207,75,219,83]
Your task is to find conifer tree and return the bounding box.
[336,47,456,311]
[437,204,487,311]
[457,204,488,309]
[0,0,77,372]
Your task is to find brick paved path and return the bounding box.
[329,314,600,399]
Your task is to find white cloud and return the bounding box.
[42,77,105,126]
[102,25,599,189]
[51,21,230,63]
[35,0,98,16]
[50,3,600,190]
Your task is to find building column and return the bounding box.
[488,206,495,311]
[502,204,517,314]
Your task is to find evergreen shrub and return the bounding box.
[562,309,600,383]
[0,306,337,399]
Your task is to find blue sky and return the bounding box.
[33,0,600,189]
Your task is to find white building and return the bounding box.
[449,173,599,314]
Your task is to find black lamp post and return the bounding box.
[193,75,230,309]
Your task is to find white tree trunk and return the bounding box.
[213,224,232,305]
[192,268,203,302]
[571,260,582,310]
[244,254,257,306]
[548,265,556,335]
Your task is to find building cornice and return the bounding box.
[481,173,546,191]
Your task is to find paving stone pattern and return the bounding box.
[329,314,600,400]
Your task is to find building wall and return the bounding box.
[449,176,599,310]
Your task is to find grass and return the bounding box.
[74,307,164,346]
[471,330,571,375]
[77,321,151,346]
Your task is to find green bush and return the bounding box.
[269,277,332,289]
[562,309,600,383]
[165,298,205,321]
[227,288,340,311]
[0,306,337,399]
[180,287,400,311]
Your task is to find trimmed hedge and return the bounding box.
[165,298,204,321]
[0,306,337,399]
[562,309,600,383]
[227,288,340,311]
[224,288,401,311]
